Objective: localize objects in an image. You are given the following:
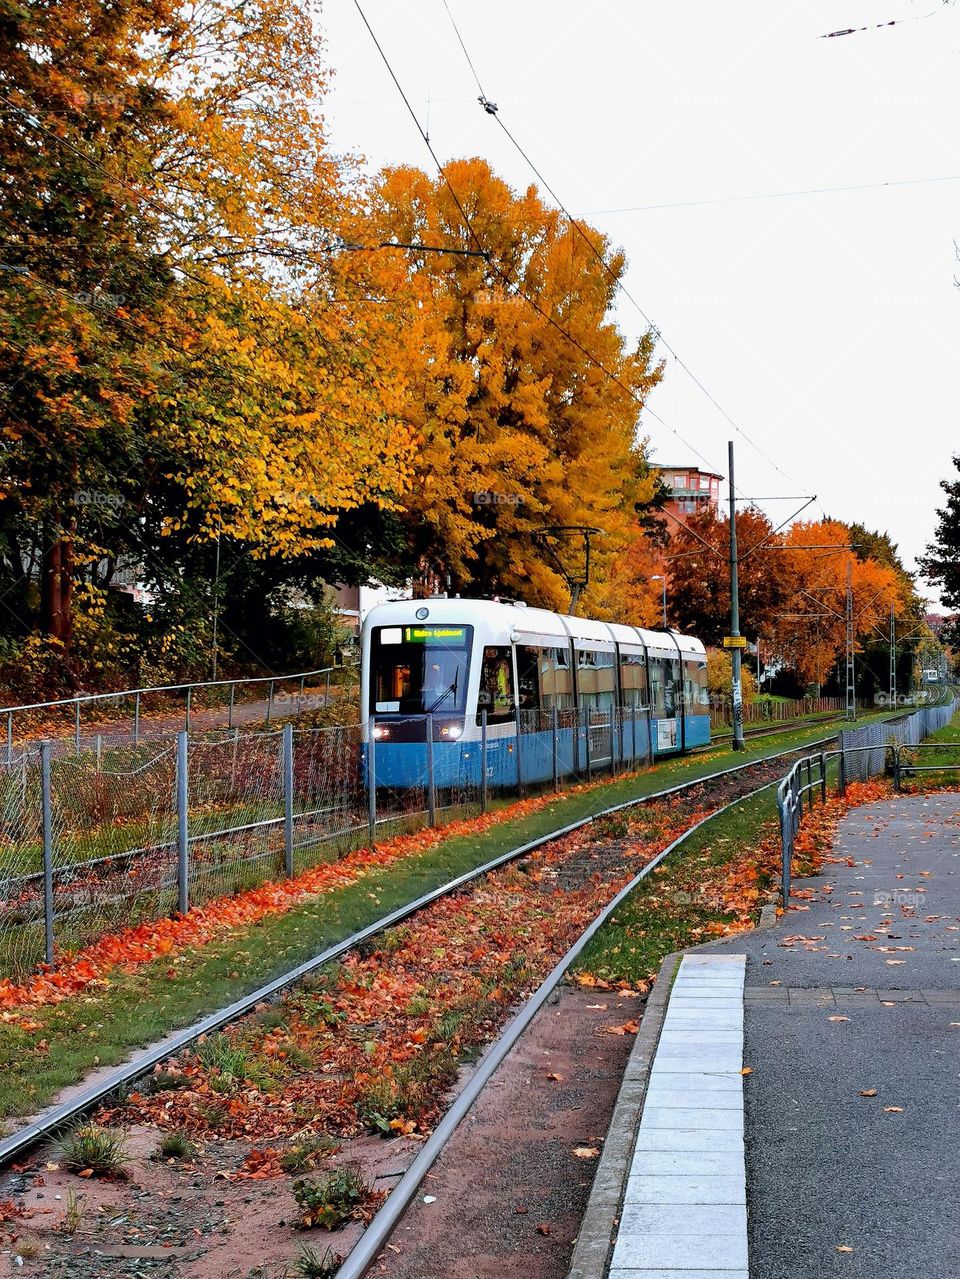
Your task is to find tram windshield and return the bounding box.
[369,625,473,715]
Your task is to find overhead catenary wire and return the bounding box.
[437,0,825,507]
[351,0,728,484]
[588,173,960,215]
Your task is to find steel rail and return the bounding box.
[335,773,785,1279]
[0,733,838,1167]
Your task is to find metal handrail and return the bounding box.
[778,694,959,903]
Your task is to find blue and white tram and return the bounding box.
[360,598,710,790]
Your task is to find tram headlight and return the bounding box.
[371,724,391,741]
[440,723,463,741]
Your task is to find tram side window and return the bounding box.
[577,647,616,711]
[665,658,680,714]
[477,646,515,724]
[516,645,575,712]
[649,656,678,716]
[684,658,709,708]
[516,646,541,712]
[619,652,648,708]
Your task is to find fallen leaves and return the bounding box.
[572,1146,600,1160]
[858,1089,878,1097]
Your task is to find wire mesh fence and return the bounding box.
[0,704,663,984]
[838,699,958,785]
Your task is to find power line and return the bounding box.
[352,0,699,467]
[588,173,960,215]
[437,1,824,506]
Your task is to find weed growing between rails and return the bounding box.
[95,800,707,1159]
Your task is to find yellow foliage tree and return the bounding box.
[349,160,664,610]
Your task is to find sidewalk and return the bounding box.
[730,790,960,1278]
[585,790,960,1278]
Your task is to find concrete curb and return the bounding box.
[566,950,683,1279]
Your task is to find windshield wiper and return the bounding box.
[425,672,459,715]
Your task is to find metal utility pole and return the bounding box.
[727,441,746,751]
[845,559,856,721]
[889,607,896,707]
[651,575,667,628]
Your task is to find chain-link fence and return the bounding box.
[838,698,958,785]
[0,705,666,983]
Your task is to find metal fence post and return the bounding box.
[228,683,235,729]
[325,670,331,705]
[893,744,902,792]
[74,701,81,754]
[514,706,525,797]
[95,734,102,772]
[646,708,654,764]
[176,731,189,915]
[819,751,827,803]
[185,687,192,733]
[779,792,791,907]
[283,723,294,877]
[5,712,11,764]
[367,721,377,849]
[838,744,847,797]
[266,680,274,725]
[133,692,140,745]
[298,675,305,718]
[631,704,637,770]
[41,741,54,967]
[585,710,593,782]
[551,706,559,792]
[480,710,489,814]
[426,713,437,827]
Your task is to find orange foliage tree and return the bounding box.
[348,160,665,613]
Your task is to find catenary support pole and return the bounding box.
[728,440,746,751]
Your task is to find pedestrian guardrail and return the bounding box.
[778,695,958,903]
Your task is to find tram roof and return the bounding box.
[363,597,705,656]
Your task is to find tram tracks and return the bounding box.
[0,733,848,1277]
[0,739,827,1175]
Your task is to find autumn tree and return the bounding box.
[0,0,416,671]
[919,455,960,648]
[349,160,664,612]
[766,520,910,689]
[662,506,791,648]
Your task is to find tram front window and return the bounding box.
[370,625,473,715]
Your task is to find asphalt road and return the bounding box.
[711,791,960,1278]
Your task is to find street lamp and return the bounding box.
[651,575,668,629]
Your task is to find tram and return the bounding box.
[360,597,710,789]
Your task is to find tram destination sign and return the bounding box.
[403,626,468,644]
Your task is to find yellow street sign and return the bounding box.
[723,636,747,649]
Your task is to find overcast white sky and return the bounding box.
[320,0,960,605]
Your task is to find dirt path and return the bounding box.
[376,987,643,1279]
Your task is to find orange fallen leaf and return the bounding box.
[572,1146,600,1159]
[859,1089,877,1097]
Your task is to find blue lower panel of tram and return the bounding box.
[368,714,711,789]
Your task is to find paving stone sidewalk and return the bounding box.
[710,789,960,1278]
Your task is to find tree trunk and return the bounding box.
[41,533,74,647]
